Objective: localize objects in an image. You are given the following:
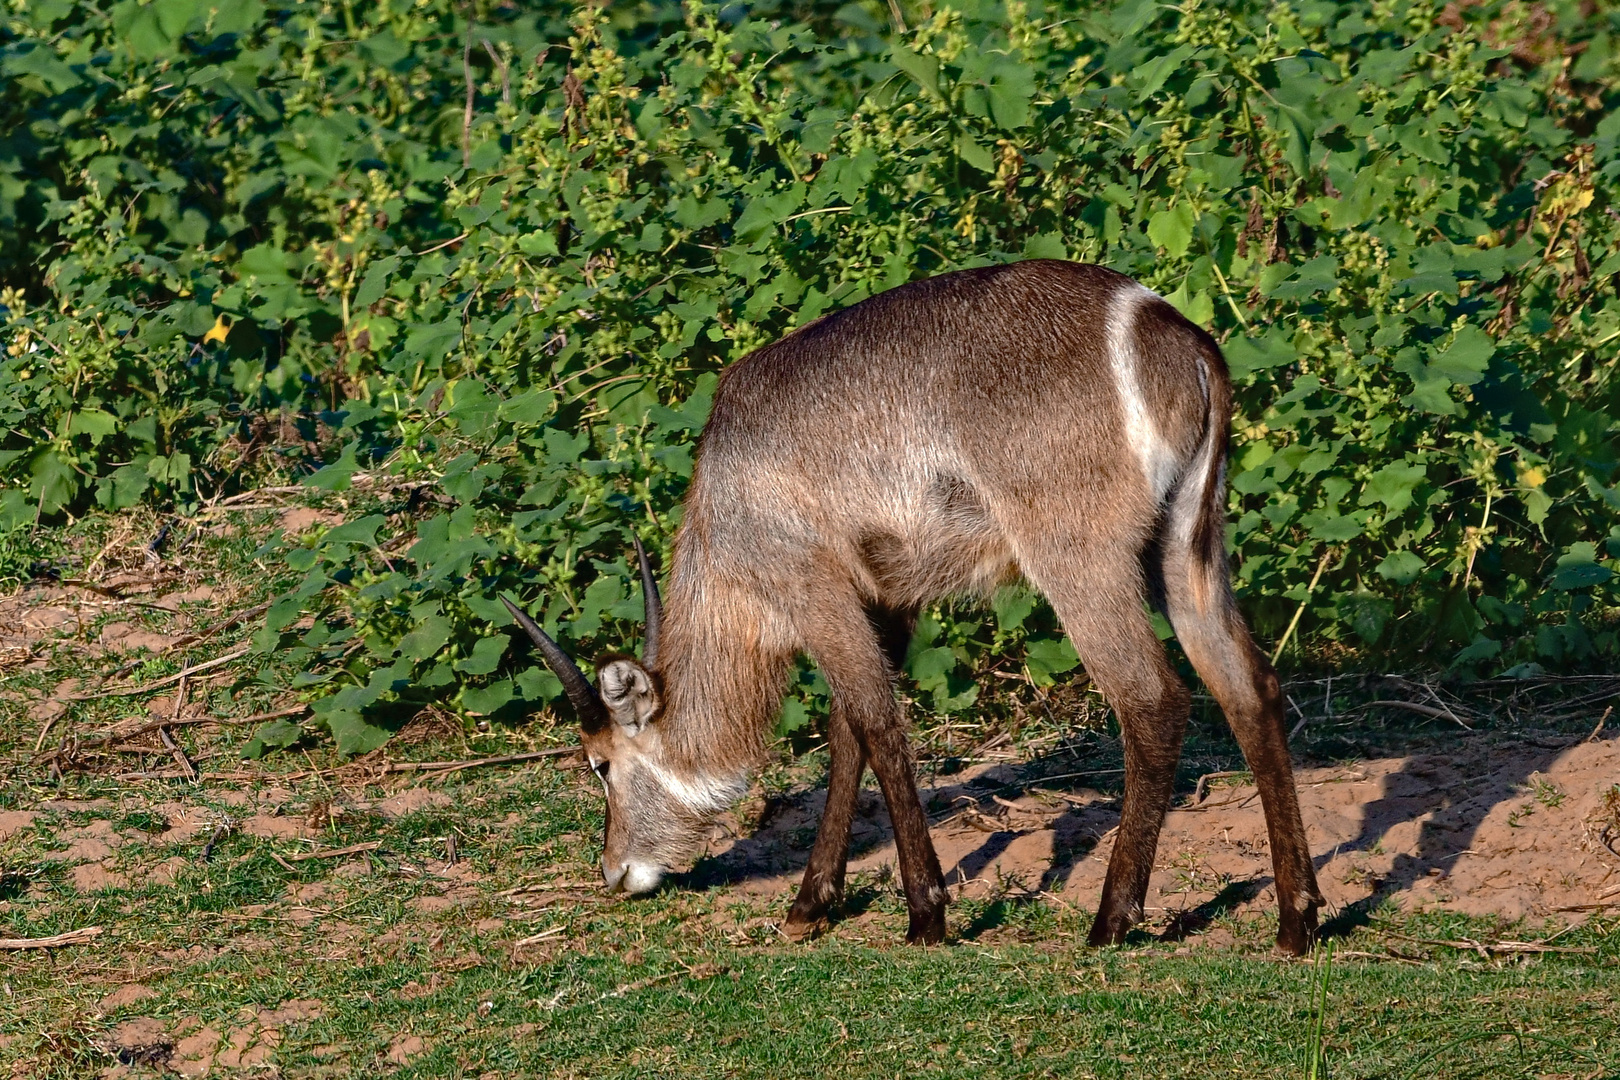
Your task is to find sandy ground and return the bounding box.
[700,733,1620,932]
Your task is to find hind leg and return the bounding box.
[1021,547,1192,946]
[1163,562,1323,954]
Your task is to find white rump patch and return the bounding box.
[1106,285,1179,504]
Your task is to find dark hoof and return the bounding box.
[906,906,947,945]
[785,882,839,934]
[1276,904,1321,956]
[781,916,826,942]
[1086,911,1133,947]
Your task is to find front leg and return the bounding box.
[784,711,864,938]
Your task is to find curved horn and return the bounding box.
[632,536,663,667]
[500,595,607,731]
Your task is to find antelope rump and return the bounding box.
[504,259,1325,954]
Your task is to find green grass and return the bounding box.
[2,506,1618,1078]
[3,751,1617,1079]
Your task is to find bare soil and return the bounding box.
[701,733,1620,934]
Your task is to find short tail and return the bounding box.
[1183,334,1233,616]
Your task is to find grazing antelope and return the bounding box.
[504,260,1324,953]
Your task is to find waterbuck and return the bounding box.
[504,260,1324,953]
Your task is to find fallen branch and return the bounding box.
[200,819,234,862]
[1386,931,1597,956]
[108,746,581,783]
[497,880,598,897]
[0,926,103,950]
[283,840,383,863]
[116,769,268,781]
[68,704,309,751]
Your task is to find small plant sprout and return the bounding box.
[1305,936,1335,1080]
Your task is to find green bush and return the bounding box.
[4,0,1619,753]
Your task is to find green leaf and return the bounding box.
[1266,256,1338,299]
[992,585,1037,634]
[241,719,304,759]
[462,678,514,715]
[1550,544,1612,590]
[237,242,293,283]
[1024,636,1079,685]
[354,256,399,309]
[318,514,384,549]
[890,48,939,95]
[1163,281,1214,327]
[1146,204,1195,258]
[398,615,452,660]
[1022,233,1066,260]
[1360,461,1426,515]
[776,696,811,737]
[32,451,78,515]
[1225,332,1295,379]
[68,409,118,438]
[1375,550,1425,585]
[5,43,82,93]
[404,319,463,361]
[455,634,509,675]
[97,464,149,510]
[304,444,360,491]
[324,711,394,756]
[983,61,1035,130]
[1429,326,1494,386]
[907,646,958,690]
[955,133,995,172]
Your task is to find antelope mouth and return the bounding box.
[604,860,666,895]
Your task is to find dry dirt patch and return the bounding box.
[0,811,36,840]
[104,1000,324,1078]
[700,733,1620,932]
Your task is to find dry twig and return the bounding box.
[159,726,198,784]
[68,704,308,752]
[76,647,250,700]
[513,926,566,951]
[0,926,103,950]
[1361,699,1472,729]
[1587,705,1612,743]
[283,840,382,863]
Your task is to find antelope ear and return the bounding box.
[597,658,659,735]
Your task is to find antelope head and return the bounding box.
[503,539,716,895]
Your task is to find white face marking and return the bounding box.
[1107,285,1180,504]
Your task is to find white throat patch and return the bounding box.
[645,760,748,815]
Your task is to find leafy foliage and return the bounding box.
[4,0,1620,752]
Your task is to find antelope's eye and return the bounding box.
[593,760,610,781]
